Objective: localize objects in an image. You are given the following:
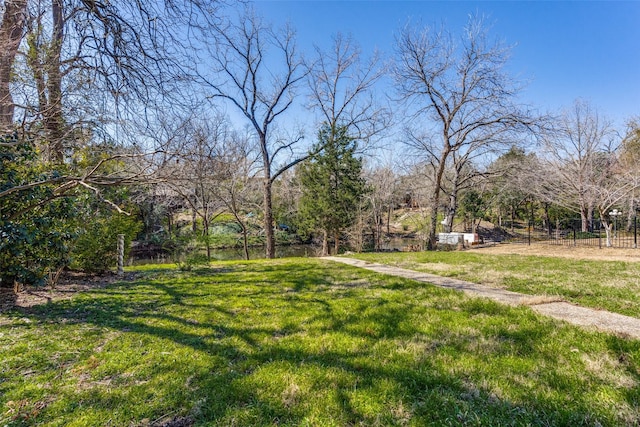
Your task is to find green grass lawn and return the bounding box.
[350,251,640,319]
[1,258,639,426]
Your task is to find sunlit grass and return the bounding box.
[350,251,640,318]
[1,258,639,426]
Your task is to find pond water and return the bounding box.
[130,237,424,265]
[129,244,322,265]
[379,237,424,251]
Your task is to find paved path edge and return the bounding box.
[324,256,640,340]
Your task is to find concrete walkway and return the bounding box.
[324,256,640,340]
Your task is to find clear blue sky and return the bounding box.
[253,1,639,128]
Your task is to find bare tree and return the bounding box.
[199,9,307,258]
[486,146,541,231]
[163,118,231,259]
[540,102,640,245]
[0,0,28,131]
[5,0,224,152]
[307,33,389,144]
[619,116,640,229]
[22,0,66,162]
[213,129,261,260]
[540,100,616,231]
[394,16,534,249]
[439,154,482,232]
[365,164,398,250]
[0,0,229,224]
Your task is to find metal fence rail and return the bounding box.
[501,218,639,249]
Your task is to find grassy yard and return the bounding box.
[350,250,640,319]
[1,258,639,426]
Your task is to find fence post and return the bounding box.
[117,234,125,276]
[635,216,637,249]
[528,220,531,246]
[598,223,602,249]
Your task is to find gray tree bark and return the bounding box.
[0,0,27,131]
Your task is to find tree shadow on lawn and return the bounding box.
[3,262,639,426]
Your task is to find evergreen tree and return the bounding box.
[297,125,367,255]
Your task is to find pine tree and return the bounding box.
[297,125,367,255]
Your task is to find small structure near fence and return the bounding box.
[438,233,480,247]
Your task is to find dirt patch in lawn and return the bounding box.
[471,243,640,262]
[0,272,137,314]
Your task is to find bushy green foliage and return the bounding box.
[1,133,145,280]
[70,212,142,273]
[296,125,367,250]
[0,134,77,286]
[459,190,488,222]
[0,202,76,286]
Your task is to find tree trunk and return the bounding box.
[371,223,377,252]
[444,193,457,233]
[580,207,589,233]
[627,196,635,232]
[603,220,612,247]
[263,178,276,258]
[544,203,552,236]
[0,0,27,132]
[203,217,211,260]
[444,166,462,233]
[240,221,250,261]
[45,0,65,163]
[26,0,66,162]
[386,204,392,235]
[426,143,450,250]
[376,215,382,251]
[427,199,439,250]
[334,230,340,255]
[510,206,515,233]
[230,193,250,261]
[321,229,328,256]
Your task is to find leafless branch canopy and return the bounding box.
[393,15,540,246]
[196,7,308,257]
[306,33,390,146]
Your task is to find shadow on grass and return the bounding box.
[3,260,639,426]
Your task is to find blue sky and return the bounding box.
[253,1,640,128]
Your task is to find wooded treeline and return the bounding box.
[1,1,638,286]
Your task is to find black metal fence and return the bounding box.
[501,217,639,249]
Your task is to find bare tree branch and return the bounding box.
[394,15,539,248]
[197,7,306,258]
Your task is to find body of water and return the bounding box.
[130,244,322,265]
[130,238,424,265]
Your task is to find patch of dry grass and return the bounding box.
[474,243,640,262]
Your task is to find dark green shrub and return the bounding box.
[575,230,599,239]
[71,213,142,274]
[0,135,76,287]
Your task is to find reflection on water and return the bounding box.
[130,238,423,265]
[130,244,323,265]
[379,237,424,251]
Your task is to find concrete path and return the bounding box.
[324,256,640,340]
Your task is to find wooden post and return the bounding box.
[117,234,125,275]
